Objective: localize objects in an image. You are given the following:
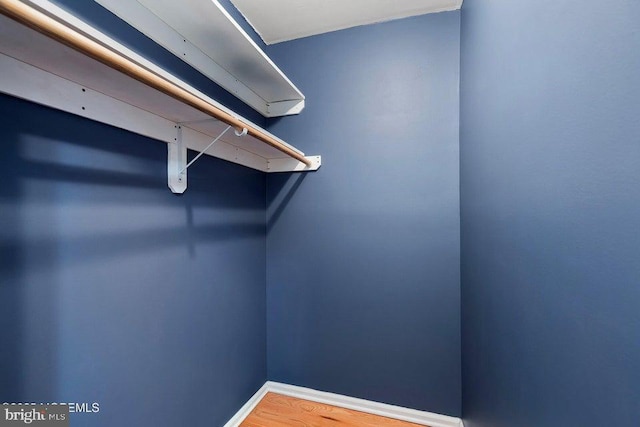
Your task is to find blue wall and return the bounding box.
[0,2,267,426]
[460,1,640,426]
[265,12,462,416]
[8,0,639,424]
[0,95,266,427]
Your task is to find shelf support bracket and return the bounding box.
[168,124,246,194]
[168,125,187,193]
[178,125,232,175]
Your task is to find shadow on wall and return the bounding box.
[266,172,308,233]
[0,95,266,426]
[0,125,27,398]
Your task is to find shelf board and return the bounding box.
[95,0,305,117]
[0,0,320,174]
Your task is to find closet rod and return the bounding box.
[0,0,312,166]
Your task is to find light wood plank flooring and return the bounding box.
[240,392,428,427]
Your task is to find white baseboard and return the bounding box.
[222,383,269,427]
[224,381,464,427]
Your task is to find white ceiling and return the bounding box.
[229,0,463,45]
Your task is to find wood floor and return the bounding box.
[240,393,427,427]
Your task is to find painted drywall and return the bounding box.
[0,94,266,426]
[460,1,640,426]
[0,2,268,426]
[231,0,462,45]
[265,12,461,416]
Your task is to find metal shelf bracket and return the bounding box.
[168,124,245,194]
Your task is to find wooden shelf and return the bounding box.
[95,0,306,118]
[0,0,320,181]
